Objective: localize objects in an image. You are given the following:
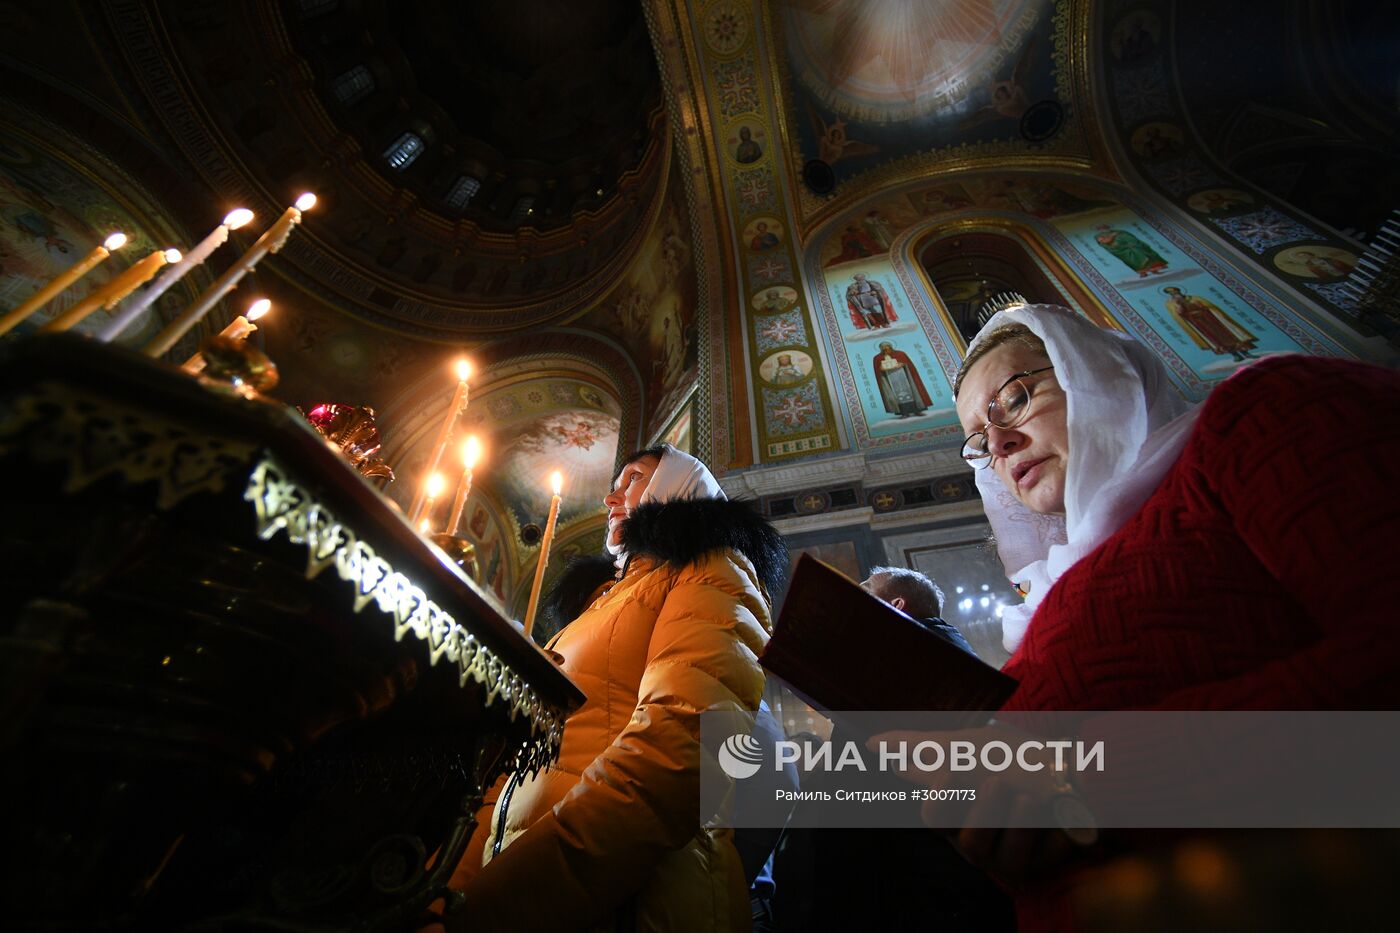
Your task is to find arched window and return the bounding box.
[383,133,425,171]
[508,196,536,223]
[330,65,374,106]
[444,176,481,211]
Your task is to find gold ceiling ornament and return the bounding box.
[244,455,565,776]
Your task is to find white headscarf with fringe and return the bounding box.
[605,444,725,567]
[963,306,1201,653]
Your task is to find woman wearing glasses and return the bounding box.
[929,304,1400,928]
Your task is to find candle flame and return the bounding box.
[455,358,472,382]
[426,472,447,498]
[104,233,128,251]
[463,435,482,468]
[419,518,431,533]
[246,298,272,322]
[295,192,318,211]
[224,208,255,229]
[163,249,183,263]
[550,470,563,496]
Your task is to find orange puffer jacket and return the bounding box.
[454,498,786,932]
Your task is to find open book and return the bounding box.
[762,555,1018,717]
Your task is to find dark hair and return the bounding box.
[866,565,945,618]
[613,445,668,486]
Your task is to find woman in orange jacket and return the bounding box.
[449,444,787,932]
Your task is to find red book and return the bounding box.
[762,555,1018,719]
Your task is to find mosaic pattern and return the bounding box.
[1100,0,1361,326]
[690,0,837,463]
[762,381,823,436]
[754,309,809,353]
[1111,64,1172,124]
[703,1,749,55]
[735,167,778,213]
[1304,280,1360,316]
[1147,155,1214,195]
[1209,209,1319,255]
[748,253,793,285]
[715,56,761,117]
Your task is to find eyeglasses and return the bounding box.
[960,366,1055,466]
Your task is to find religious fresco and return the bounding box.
[460,499,514,605]
[816,176,1114,267]
[1098,0,1366,326]
[580,159,699,441]
[659,400,694,454]
[805,173,1358,451]
[467,376,621,533]
[1052,206,1349,385]
[0,121,189,341]
[776,0,1085,197]
[815,257,958,443]
[686,0,841,463]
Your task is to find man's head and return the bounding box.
[862,566,945,618]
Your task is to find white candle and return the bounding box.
[182,298,272,373]
[41,248,182,333]
[0,232,126,336]
[143,194,314,358]
[100,208,253,342]
[409,358,472,523]
[524,471,564,638]
[419,472,448,535]
[446,435,483,535]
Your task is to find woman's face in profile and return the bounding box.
[956,343,1069,515]
[604,455,661,546]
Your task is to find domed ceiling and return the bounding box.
[773,0,1104,221]
[105,0,670,337]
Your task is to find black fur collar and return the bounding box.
[619,498,788,602]
[536,499,788,643]
[539,555,615,641]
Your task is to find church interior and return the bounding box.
[2,0,1398,930]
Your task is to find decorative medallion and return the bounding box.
[703,1,750,56]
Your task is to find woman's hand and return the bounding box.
[867,725,1092,889]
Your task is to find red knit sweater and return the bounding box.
[995,355,1400,931]
[1002,354,1400,713]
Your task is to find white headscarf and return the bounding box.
[605,444,726,567]
[963,306,1201,652]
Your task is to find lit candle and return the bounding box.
[143,193,315,358]
[40,248,182,333]
[0,232,127,336]
[182,298,272,373]
[420,472,447,534]
[446,435,483,535]
[100,208,254,342]
[523,470,564,638]
[409,357,473,523]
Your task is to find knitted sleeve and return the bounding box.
[1150,355,1400,709]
